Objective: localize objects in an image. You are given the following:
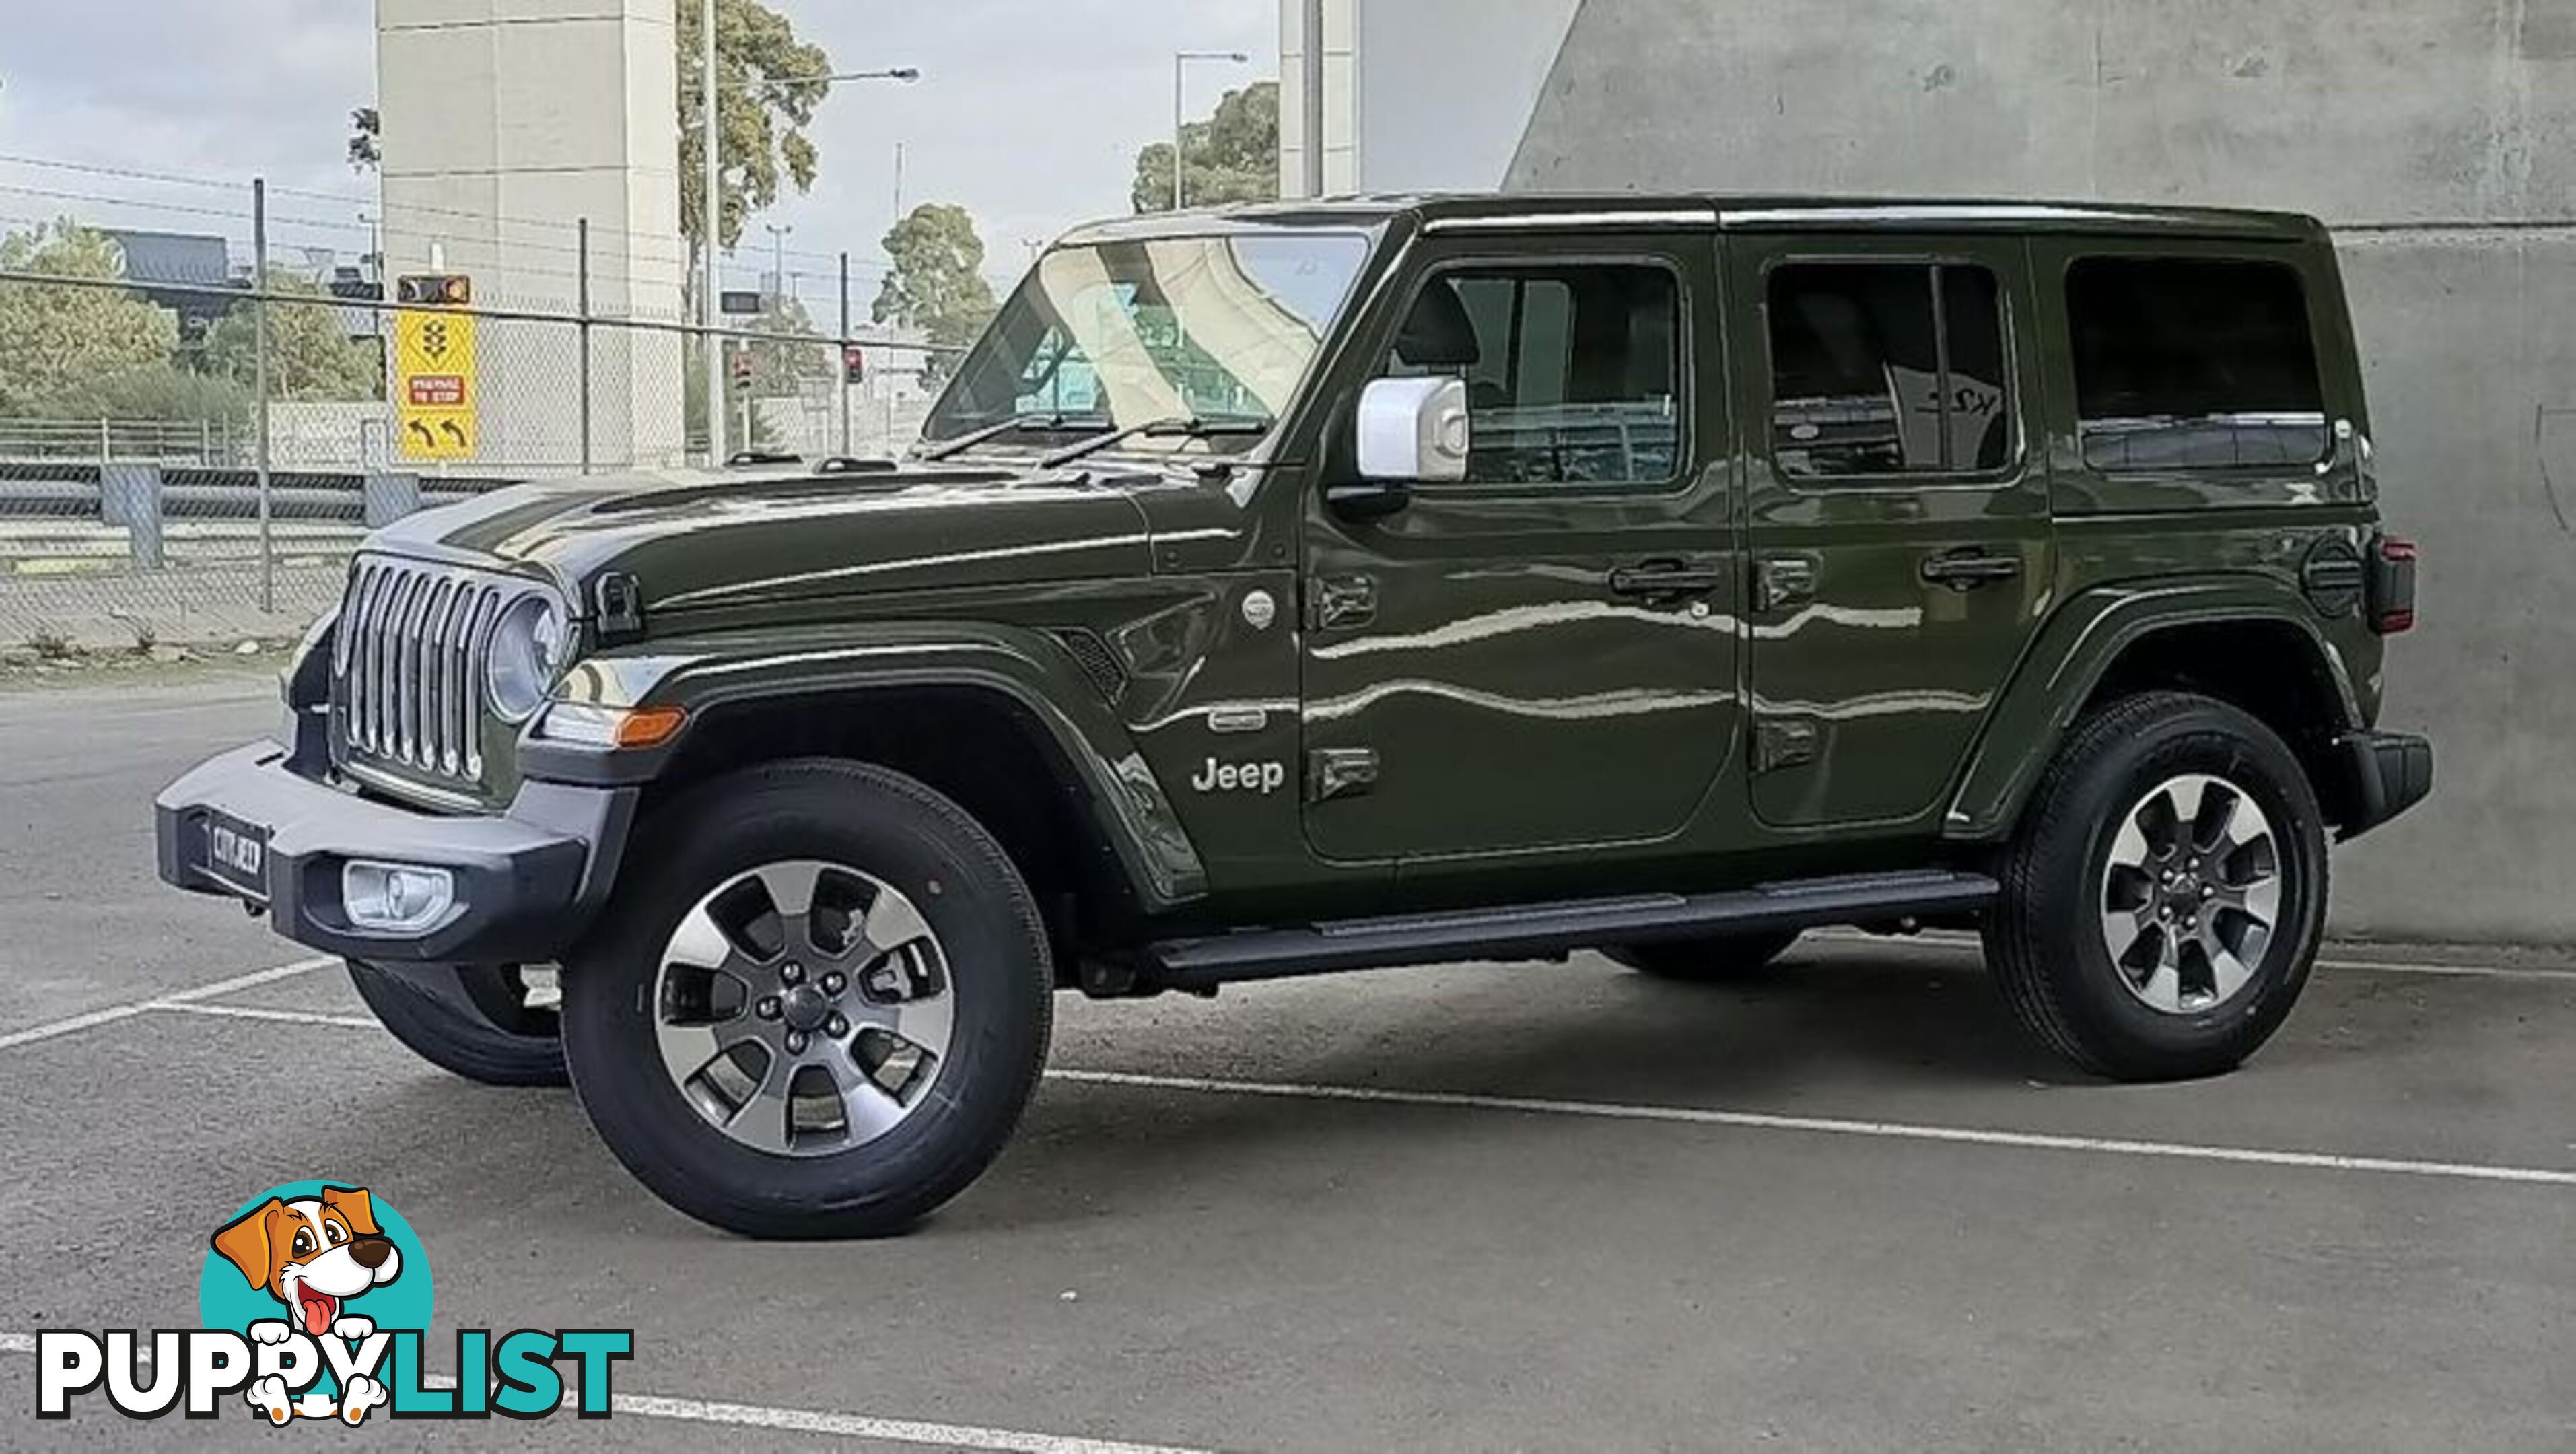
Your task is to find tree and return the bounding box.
[201,277,384,402]
[872,203,997,382]
[348,107,380,172]
[1132,81,1280,213]
[676,0,831,301]
[0,222,179,415]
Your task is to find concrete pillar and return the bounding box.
[362,472,422,528]
[1278,0,1360,196]
[376,0,687,474]
[99,463,163,571]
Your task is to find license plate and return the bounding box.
[197,810,271,903]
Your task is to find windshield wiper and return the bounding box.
[917,411,1108,462]
[1037,415,1274,470]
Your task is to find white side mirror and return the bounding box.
[1355,376,1470,483]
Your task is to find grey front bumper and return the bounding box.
[155,742,633,963]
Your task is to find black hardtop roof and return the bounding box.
[1061,192,2328,245]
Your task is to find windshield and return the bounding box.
[923,230,1372,456]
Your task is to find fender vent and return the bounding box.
[1049,629,1127,701]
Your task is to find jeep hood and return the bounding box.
[365,464,1162,617]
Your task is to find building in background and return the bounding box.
[376,0,687,473]
[1278,0,2576,942]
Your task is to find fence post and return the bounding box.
[252,176,274,614]
[577,216,594,475]
[100,462,164,572]
[839,251,853,459]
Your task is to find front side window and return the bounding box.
[1383,262,1683,488]
[2068,256,2326,471]
[1768,261,2014,479]
[926,231,1371,454]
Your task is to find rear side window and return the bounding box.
[1768,263,2013,480]
[2066,257,2326,472]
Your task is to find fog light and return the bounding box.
[343,861,456,933]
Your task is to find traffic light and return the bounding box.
[730,349,755,395]
[841,343,866,384]
[396,274,472,306]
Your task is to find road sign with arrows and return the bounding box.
[394,285,479,461]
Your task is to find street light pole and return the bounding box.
[1172,50,1250,211]
[765,222,791,305]
[699,0,722,466]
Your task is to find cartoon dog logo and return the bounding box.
[209,1186,401,1426]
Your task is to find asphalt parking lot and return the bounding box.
[5,668,2574,1451]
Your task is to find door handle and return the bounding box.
[1609,561,1725,598]
[1919,549,2022,591]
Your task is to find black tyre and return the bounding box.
[560,759,1053,1239]
[347,961,567,1087]
[1984,691,2327,1082]
[1604,930,1802,983]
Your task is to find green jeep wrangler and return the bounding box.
[158,195,2431,1238]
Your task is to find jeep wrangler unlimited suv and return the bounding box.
[157,195,2430,1238]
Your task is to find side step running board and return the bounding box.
[1143,869,1997,990]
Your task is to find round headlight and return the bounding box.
[484,595,568,723]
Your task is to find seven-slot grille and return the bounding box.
[331,557,522,784]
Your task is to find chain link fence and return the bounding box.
[0,173,956,655]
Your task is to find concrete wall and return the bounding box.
[1308,0,2576,942]
[376,0,687,471]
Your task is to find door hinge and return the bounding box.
[1309,574,1377,631]
[1307,747,1379,803]
[1753,716,1819,775]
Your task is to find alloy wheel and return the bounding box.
[652,859,955,1156]
[2097,773,2283,1015]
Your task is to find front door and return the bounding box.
[1728,231,2054,829]
[1299,232,1739,864]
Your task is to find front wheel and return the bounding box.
[347,961,566,1087]
[561,759,1053,1239]
[1984,691,2328,1082]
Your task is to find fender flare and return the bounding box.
[1942,576,2364,842]
[528,622,1209,911]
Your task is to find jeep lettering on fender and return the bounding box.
[1191,758,1286,795]
[155,193,2431,1239]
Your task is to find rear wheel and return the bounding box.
[1605,930,1801,983]
[561,759,1052,1239]
[347,961,565,1087]
[1985,691,2326,1081]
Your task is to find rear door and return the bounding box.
[1729,229,2054,829]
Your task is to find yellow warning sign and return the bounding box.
[394,306,479,460]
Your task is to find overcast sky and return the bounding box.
[0,0,1278,297]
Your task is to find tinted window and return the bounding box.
[2067,257,2326,471]
[1385,263,1681,487]
[1768,262,2013,479]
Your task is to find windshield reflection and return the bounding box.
[924,231,1372,456]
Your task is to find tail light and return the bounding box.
[2369,535,2417,634]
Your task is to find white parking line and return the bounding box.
[1804,930,2576,983]
[154,1000,380,1031]
[0,1336,1205,1453]
[1045,1068,2576,1190]
[0,957,335,1052]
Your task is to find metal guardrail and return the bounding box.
[0,417,246,464]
